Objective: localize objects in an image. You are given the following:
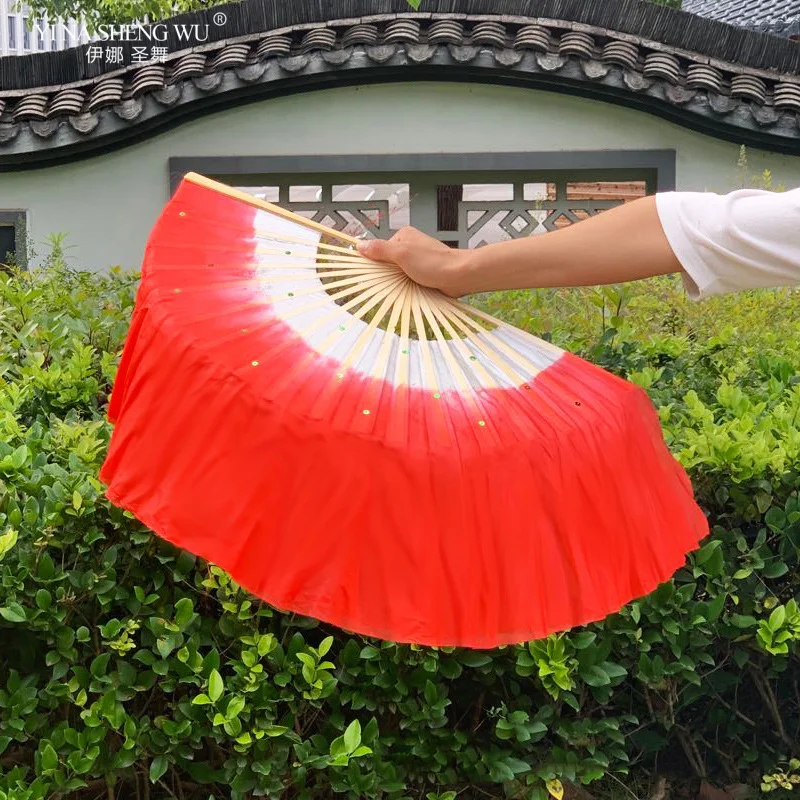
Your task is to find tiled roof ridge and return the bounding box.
[1,11,799,166]
[682,0,800,35]
[2,0,799,88]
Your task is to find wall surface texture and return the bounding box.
[2,81,799,271]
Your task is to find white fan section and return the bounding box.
[251,209,564,393]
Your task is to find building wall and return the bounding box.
[2,81,800,271]
[0,0,91,54]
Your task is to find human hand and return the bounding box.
[356,226,471,298]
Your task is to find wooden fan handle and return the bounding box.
[183,172,362,247]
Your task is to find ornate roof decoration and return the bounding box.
[0,0,799,168]
[683,0,800,39]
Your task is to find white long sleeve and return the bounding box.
[655,187,800,299]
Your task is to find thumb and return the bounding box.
[357,237,396,263]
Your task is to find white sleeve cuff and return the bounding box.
[655,191,719,300]
[654,188,800,301]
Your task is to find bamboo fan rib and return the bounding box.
[244,208,561,394]
[100,171,710,649]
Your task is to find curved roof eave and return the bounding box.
[0,4,799,168]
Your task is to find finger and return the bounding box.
[357,238,394,263]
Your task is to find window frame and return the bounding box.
[0,210,29,269]
[168,151,676,240]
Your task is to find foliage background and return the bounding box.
[1,179,799,800]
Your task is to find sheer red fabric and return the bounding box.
[100,177,709,648]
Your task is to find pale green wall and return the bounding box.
[2,81,799,271]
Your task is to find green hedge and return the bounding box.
[1,257,799,800]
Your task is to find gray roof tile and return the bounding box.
[683,0,800,35]
[0,3,799,166]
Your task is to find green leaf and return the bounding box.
[150,755,168,783]
[343,719,361,753]
[257,635,274,657]
[755,491,773,515]
[330,736,347,758]
[562,692,580,712]
[37,552,55,580]
[769,606,787,631]
[90,653,110,678]
[192,694,211,705]
[174,597,194,626]
[156,638,173,659]
[763,561,789,579]
[459,651,493,668]
[72,490,83,510]
[208,669,224,702]
[22,496,39,525]
[424,680,438,705]
[695,539,722,566]
[580,665,611,687]
[570,631,596,650]
[0,528,18,560]
[505,757,531,775]
[599,661,627,680]
[318,636,333,657]
[0,603,26,623]
[662,619,680,635]
[765,507,787,531]
[41,743,58,772]
[227,695,245,718]
[406,0,422,7]
[10,445,28,470]
[707,548,725,577]
[528,721,548,738]
[296,652,316,668]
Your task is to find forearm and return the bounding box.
[455,195,683,295]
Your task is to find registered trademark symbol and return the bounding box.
[212,11,227,25]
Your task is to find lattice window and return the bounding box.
[238,183,410,239]
[454,180,646,248]
[237,176,648,248]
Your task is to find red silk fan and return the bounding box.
[100,173,708,648]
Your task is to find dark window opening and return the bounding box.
[0,225,16,267]
[437,184,463,248]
